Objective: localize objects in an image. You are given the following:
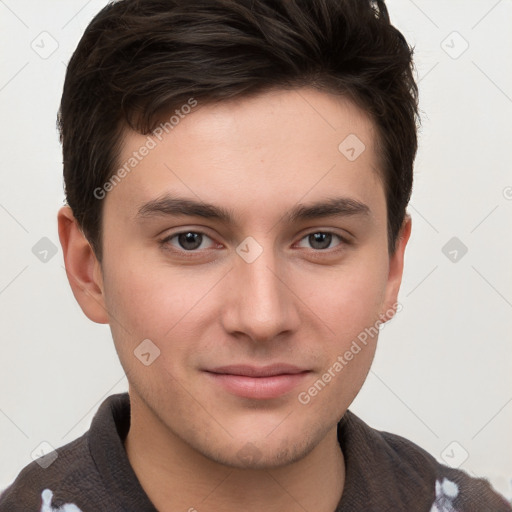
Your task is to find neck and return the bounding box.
[124,392,345,512]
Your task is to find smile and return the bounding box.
[204,364,311,400]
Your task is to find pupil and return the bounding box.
[310,232,331,250]
[179,232,202,250]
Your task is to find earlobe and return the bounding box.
[57,205,109,324]
[381,215,412,322]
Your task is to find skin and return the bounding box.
[58,87,411,512]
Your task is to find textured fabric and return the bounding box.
[0,394,156,512]
[0,393,510,511]
[335,412,511,511]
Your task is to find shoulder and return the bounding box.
[378,426,510,508]
[0,393,131,512]
[339,411,512,511]
[382,429,510,510]
[0,433,95,511]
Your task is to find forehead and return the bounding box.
[107,87,384,224]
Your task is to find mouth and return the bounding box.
[204,364,311,400]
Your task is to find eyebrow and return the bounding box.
[136,194,370,225]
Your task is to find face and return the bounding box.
[74,87,409,469]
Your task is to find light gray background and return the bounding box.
[1,0,511,501]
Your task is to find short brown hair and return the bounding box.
[58,0,419,260]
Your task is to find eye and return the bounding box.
[296,232,346,251]
[159,230,348,255]
[161,231,217,252]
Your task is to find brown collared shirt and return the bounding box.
[1,393,510,511]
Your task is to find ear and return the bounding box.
[380,215,412,322]
[57,205,109,324]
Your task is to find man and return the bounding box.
[1,0,510,510]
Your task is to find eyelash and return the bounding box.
[158,230,350,258]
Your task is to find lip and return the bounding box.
[204,364,311,400]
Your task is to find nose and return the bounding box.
[220,241,301,344]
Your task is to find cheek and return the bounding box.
[100,254,226,372]
[102,257,198,335]
[295,265,386,414]
[302,256,389,340]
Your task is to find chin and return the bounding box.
[193,429,321,470]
